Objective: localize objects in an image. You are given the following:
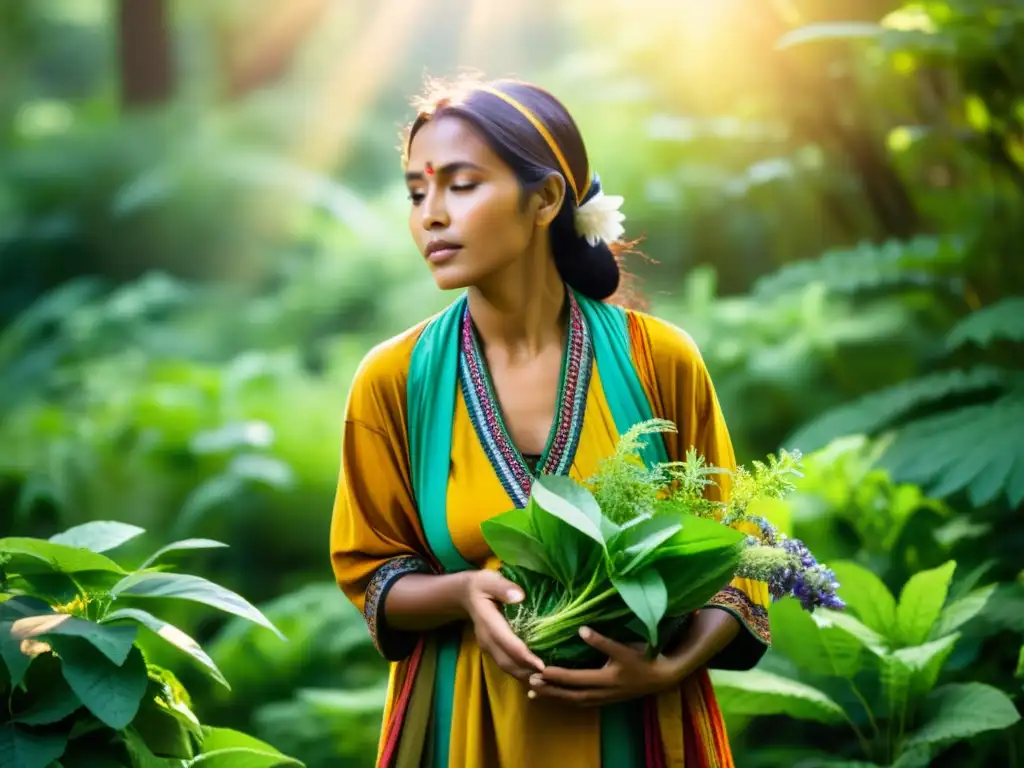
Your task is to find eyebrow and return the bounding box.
[404,161,485,182]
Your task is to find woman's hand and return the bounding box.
[461,570,545,681]
[527,627,689,706]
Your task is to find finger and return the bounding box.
[528,683,608,707]
[540,663,615,688]
[480,609,545,672]
[486,644,532,680]
[479,571,525,604]
[579,626,638,663]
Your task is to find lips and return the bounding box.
[425,239,462,262]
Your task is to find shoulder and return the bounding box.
[345,320,429,422]
[624,307,710,379]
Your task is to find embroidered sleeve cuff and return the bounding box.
[703,584,771,671]
[364,555,434,661]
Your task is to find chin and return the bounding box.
[428,264,480,292]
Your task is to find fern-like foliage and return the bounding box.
[788,367,1012,452]
[946,297,1024,350]
[752,236,966,301]
[587,418,676,522]
[881,393,1024,507]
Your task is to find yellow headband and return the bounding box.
[476,85,591,204]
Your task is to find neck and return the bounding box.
[466,249,567,359]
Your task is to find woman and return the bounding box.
[329,77,771,768]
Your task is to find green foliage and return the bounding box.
[0,521,300,768]
[719,562,1021,766]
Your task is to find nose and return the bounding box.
[420,187,450,232]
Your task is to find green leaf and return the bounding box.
[882,397,1024,507]
[787,367,1008,453]
[110,572,285,640]
[1,597,53,686]
[137,539,229,571]
[931,584,996,639]
[526,496,599,588]
[48,521,145,554]
[610,567,667,646]
[122,727,184,768]
[893,634,959,699]
[51,638,148,730]
[947,298,1024,350]
[0,723,68,768]
[187,727,303,767]
[12,613,136,666]
[0,538,126,577]
[1016,643,1023,678]
[101,608,229,689]
[817,610,888,655]
[904,683,1021,748]
[12,653,81,725]
[776,21,884,49]
[530,475,605,545]
[830,561,897,641]
[896,560,956,646]
[709,669,847,724]
[132,677,199,760]
[771,600,864,677]
[608,515,683,575]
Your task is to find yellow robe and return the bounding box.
[330,306,771,767]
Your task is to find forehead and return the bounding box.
[406,115,502,169]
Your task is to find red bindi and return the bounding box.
[425,162,434,176]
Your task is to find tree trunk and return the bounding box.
[118,0,174,107]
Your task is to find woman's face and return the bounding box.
[405,115,543,291]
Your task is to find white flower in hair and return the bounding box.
[574,189,626,247]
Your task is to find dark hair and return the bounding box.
[403,76,632,303]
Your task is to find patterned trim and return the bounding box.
[704,585,771,646]
[458,291,593,506]
[364,555,434,659]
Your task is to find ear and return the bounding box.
[532,173,568,229]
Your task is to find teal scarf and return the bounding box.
[407,291,668,767]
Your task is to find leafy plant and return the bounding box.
[715,560,1021,766]
[0,521,302,768]
[482,419,841,667]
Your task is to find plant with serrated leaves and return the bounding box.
[0,521,303,768]
[713,560,1021,767]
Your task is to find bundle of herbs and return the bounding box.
[480,419,843,668]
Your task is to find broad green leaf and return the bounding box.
[0,723,68,768]
[12,614,136,666]
[197,727,288,754]
[13,659,81,725]
[609,515,683,575]
[188,727,303,767]
[894,634,959,699]
[946,297,1024,350]
[0,538,126,576]
[931,584,996,639]
[896,561,956,646]
[610,567,667,646]
[818,610,888,655]
[132,679,199,760]
[187,748,304,767]
[905,683,1021,748]
[138,539,229,571]
[48,521,145,554]
[530,475,605,544]
[50,639,148,730]
[881,653,913,720]
[771,600,863,677]
[891,745,935,768]
[1,597,54,686]
[829,561,897,641]
[480,514,557,579]
[111,572,284,640]
[527,497,599,588]
[709,669,847,725]
[122,726,185,768]
[102,608,229,689]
